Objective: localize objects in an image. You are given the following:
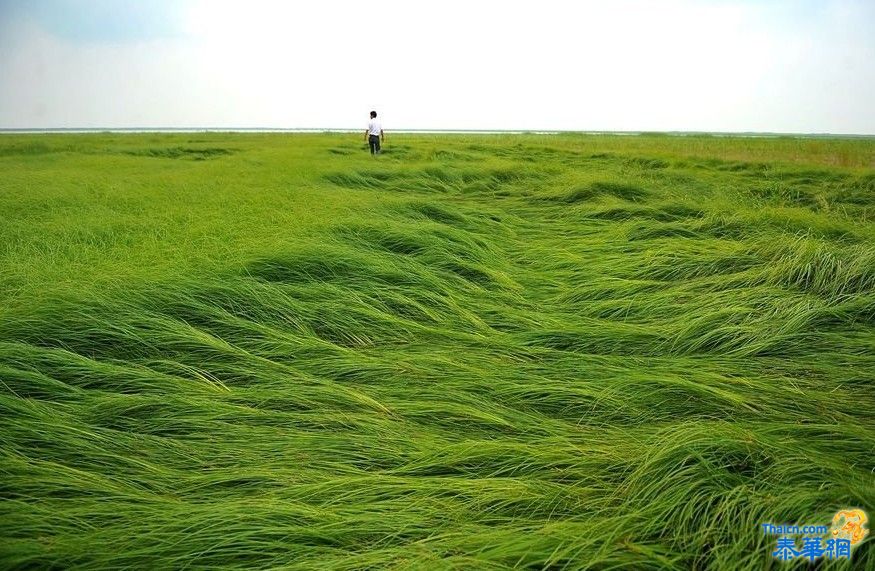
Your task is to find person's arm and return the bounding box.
[380,129,384,142]
[364,128,369,142]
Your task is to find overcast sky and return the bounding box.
[0,0,873,133]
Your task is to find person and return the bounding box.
[365,110,384,155]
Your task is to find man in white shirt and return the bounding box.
[365,110,384,155]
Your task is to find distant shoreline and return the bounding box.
[1,128,873,139]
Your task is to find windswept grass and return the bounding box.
[1,132,873,569]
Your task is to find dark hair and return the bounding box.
[370,111,377,118]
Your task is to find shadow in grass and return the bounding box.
[624,157,670,170]
[403,201,468,226]
[328,148,354,156]
[0,142,73,156]
[122,147,236,160]
[246,249,392,285]
[569,181,652,203]
[584,203,705,222]
[324,170,413,191]
[627,224,702,241]
[325,166,538,196]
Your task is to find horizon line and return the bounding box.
[1,127,874,139]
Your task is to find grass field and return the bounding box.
[1,132,873,569]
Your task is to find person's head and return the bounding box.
[370,111,377,119]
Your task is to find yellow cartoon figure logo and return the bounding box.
[831,509,869,546]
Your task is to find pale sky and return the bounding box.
[0,0,873,133]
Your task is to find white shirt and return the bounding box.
[367,119,382,136]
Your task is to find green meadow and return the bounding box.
[1,132,873,569]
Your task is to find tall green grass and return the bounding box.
[1,133,873,569]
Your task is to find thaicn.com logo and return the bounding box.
[761,509,869,563]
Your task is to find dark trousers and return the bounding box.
[368,134,381,155]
